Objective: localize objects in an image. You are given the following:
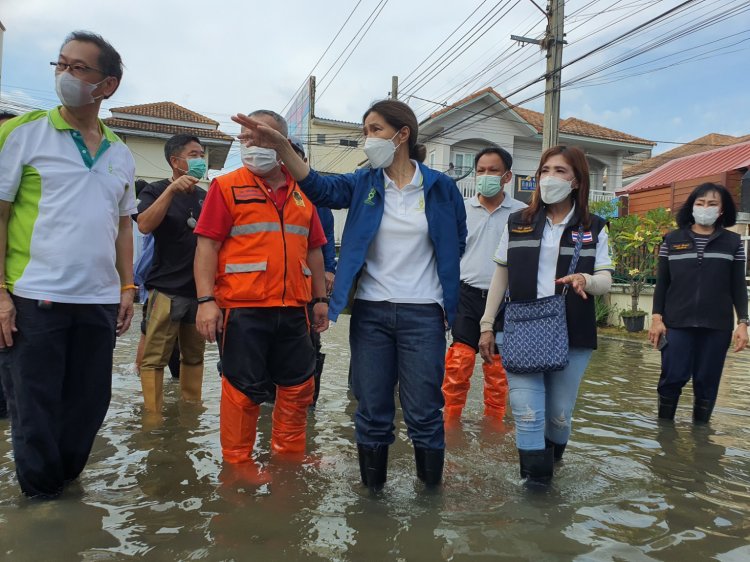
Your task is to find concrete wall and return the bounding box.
[308,121,364,174]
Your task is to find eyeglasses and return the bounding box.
[50,61,106,78]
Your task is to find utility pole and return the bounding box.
[542,0,564,150]
[390,76,398,100]
[511,0,566,151]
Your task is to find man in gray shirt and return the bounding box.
[442,146,526,424]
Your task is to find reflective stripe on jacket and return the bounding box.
[213,167,314,308]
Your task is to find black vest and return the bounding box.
[505,209,608,349]
[662,228,741,330]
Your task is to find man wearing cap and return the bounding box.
[136,134,209,415]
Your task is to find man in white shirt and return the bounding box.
[442,147,526,423]
[0,31,136,498]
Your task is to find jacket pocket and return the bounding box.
[219,257,268,302]
[287,257,313,303]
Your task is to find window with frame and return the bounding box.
[339,139,358,147]
[453,152,475,177]
[317,134,326,144]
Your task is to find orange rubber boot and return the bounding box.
[442,342,477,421]
[483,354,508,421]
[271,377,315,459]
[220,378,260,464]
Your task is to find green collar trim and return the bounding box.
[48,106,121,143]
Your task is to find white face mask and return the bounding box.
[55,72,104,107]
[241,145,278,175]
[692,205,720,226]
[539,176,574,204]
[363,132,401,169]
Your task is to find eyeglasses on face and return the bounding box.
[50,61,106,78]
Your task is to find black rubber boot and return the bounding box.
[518,447,554,484]
[657,394,679,420]
[545,438,567,462]
[414,447,445,488]
[311,353,325,407]
[357,444,388,492]
[693,398,715,424]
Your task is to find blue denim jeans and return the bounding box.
[350,300,446,450]
[498,333,592,450]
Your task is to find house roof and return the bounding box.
[108,101,219,126]
[425,87,654,146]
[102,117,233,142]
[619,139,750,194]
[623,133,750,178]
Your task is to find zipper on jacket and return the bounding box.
[278,203,288,306]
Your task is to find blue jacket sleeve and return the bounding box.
[316,207,337,273]
[298,168,357,210]
[453,183,467,257]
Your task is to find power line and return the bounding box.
[280,0,365,115]
[316,0,391,102]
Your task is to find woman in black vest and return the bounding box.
[478,146,614,484]
[649,183,748,423]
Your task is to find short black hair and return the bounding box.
[474,146,513,171]
[0,111,17,122]
[61,31,124,82]
[164,134,202,164]
[676,182,737,228]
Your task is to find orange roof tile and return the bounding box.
[108,101,219,126]
[619,139,750,194]
[102,117,233,141]
[426,87,653,146]
[623,133,750,178]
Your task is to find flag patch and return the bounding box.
[572,231,593,243]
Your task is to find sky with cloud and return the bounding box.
[2,0,748,169]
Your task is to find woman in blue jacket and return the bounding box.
[233,100,467,491]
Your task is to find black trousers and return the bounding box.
[221,306,316,404]
[451,283,502,352]
[1,296,117,497]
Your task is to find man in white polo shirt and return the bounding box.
[442,146,526,424]
[0,31,136,498]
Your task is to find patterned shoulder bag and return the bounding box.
[501,224,585,374]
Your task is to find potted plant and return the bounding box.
[609,208,675,332]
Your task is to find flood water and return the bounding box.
[1,311,749,561]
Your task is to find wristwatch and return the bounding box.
[738,318,749,326]
[197,295,216,304]
[311,297,329,305]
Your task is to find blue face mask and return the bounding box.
[476,174,505,197]
[186,158,207,179]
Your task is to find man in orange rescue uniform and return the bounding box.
[193,109,329,462]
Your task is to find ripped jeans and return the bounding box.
[503,345,593,451]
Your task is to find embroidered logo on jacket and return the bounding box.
[364,187,377,206]
[670,242,692,251]
[293,191,305,207]
[510,225,534,234]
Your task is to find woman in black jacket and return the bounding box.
[649,182,748,423]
